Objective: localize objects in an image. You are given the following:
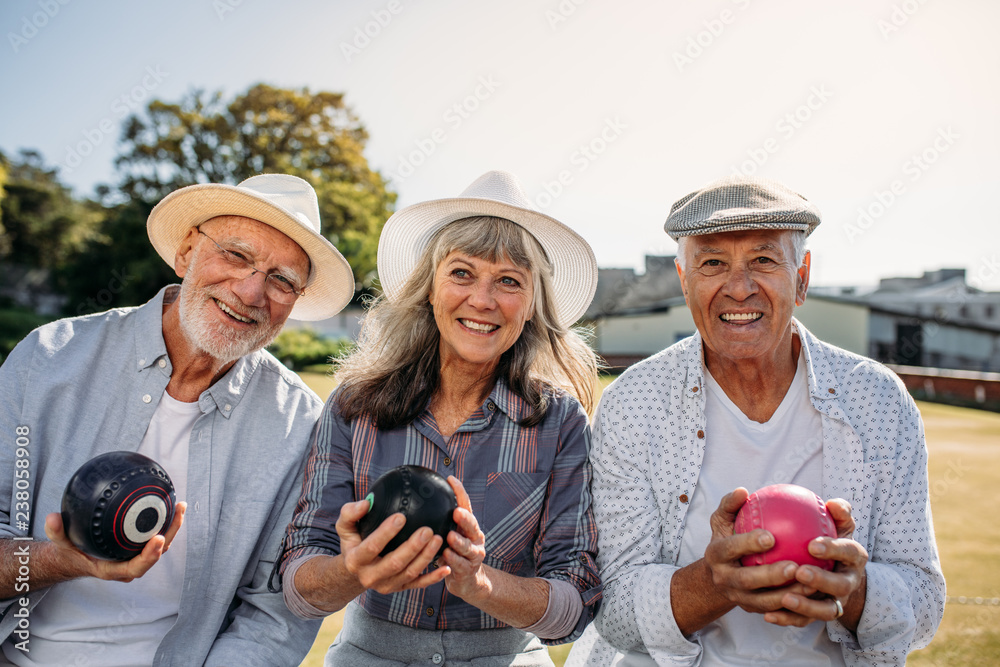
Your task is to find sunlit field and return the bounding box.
[296,373,999,666]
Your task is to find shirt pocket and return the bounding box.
[482,472,550,567]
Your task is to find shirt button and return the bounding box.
[432,654,443,664]
[679,494,689,503]
[138,358,146,366]
[142,394,152,403]
[487,402,496,411]
[158,358,167,368]
[224,404,232,412]
[696,429,705,439]
[443,457,452,466]
[691,386,699,393]
[828,388,836,395]
[426,606,434,616]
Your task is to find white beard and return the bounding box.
[177,253,284,364]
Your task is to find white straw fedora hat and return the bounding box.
[377,170,597,328]
[147,174,355,321]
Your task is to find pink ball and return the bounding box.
[734,483,837,571]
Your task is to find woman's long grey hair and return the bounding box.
[334,216,599,429]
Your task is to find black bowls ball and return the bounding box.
[357,465,458,557]
[61,451,176,561]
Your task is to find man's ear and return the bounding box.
[795,250,811,307]
[173,227,200,279]
[675,258,690,304]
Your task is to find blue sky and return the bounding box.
[2,0,998,290]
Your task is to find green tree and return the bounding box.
[114,83,396,286]
[0,150,102,270]
[54,199,177,317]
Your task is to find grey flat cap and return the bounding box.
[664,175,821,240]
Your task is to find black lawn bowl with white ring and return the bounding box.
[61,451,176,561]
[357,465,458,557]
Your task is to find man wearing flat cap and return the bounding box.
[569,176,944,666]
[0,175,354,665]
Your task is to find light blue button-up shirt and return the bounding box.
[0,286,322,666]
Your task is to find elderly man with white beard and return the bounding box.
[0,175,355,666]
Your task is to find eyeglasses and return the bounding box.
[197,229,305,304]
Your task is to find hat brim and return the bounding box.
[666,220,819,240]
[147,183,355,321]
[377,196,597,328]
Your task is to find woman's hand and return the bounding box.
[441,476,491,603]
[336,499,451,595]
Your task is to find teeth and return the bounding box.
[215,299,253,323]
[721,312,762,322]
[460,319,498,333]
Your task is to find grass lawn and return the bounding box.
[296,372,1000,666]
[907,402,1000,664]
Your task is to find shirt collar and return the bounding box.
[684,319,843,405]
[487,377,530,422]
[135,284,263,418]
[680,329,708,401]
[134,285,173,374]
[417,376,529,437]
[201,352,263,418]
[792,317,842,403]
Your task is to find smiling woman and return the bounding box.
[275,171,602,667]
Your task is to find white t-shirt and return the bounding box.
[7,392,196,667]
[677,350,844,666]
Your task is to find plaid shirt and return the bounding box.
[279,378,602,644]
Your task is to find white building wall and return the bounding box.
[595,298,869,358]
[794,299,870,356]
[594,308,696,356]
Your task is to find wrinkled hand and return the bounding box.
[441,476,490,602]
[44,502,186,583]
[703,489,816,615]
[768,499,869,629]
[336,499,450,595]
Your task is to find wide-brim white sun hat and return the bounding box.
[147,174,355,321]
[377,170,598,328]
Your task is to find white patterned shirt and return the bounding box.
[568,320,945,667]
